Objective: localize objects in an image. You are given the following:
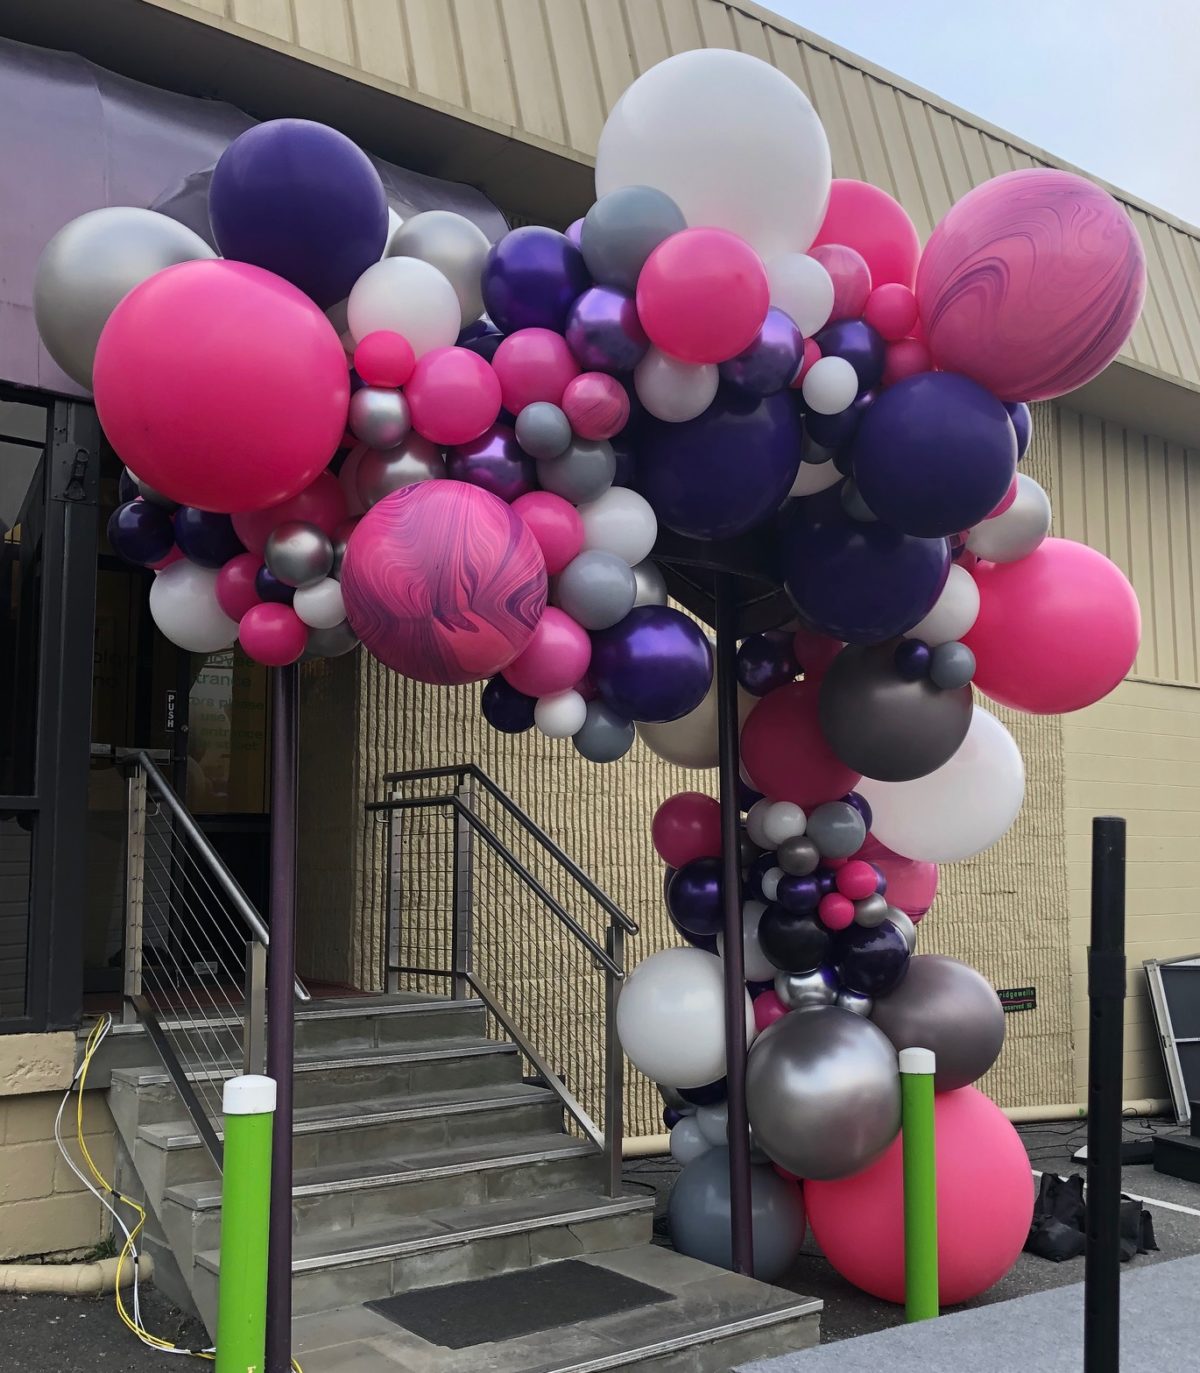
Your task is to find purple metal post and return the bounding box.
[715,573,754,1275]
[265,664,298,1373]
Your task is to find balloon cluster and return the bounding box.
[37,48,1147,1304]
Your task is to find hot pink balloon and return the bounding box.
[93,260,349,513]
[501,607,591,698]
[492,328,580,414]
[651,792,722,869]
[882,337,932,388]
[806,244,871,322]
[562,372,630,441]
[636,228,769,365]
[963,537,1140,714]
[916,168,1147,402]
[511,491,583,575]
[753,990,789,1034]
[835,860,877,901]
[406,346,502,446]
[812,180,921,289]
[239,602,307,667]
[864,283,919,342]
[818,893,855,931]
[231,470,347,554]
[216,552,263,621]
[353,330,415,388]
[856,834,937,920]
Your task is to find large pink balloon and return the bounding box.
[855,834,937,921]
[916,169,1147,402]
[740,680,860,810]
[963,538,1140,714]
[811,180,921,288]
[341,481,547,685]
[231,471,347,555]
[93,260,349,513]
[806,1087,1032,1305]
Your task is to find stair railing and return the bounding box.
[370,764,639,1197]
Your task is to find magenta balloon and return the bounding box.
[916,169,1146,402]
[341,481,547,685]
[857,834,937,920]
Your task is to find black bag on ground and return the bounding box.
[1025,1173,1086,1261]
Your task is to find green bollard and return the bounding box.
[216,1075,276,1373]
[899,1047,939,1323]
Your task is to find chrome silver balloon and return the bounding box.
[887,907,918,953]
[853,892,890,927]
[388,209,491,326]
[631,557,668,608]
[775,965,837,1011]
[776,834,820,877]
[330,517,360,580]
[356,436,445,509]
[836,988,874,1017]
[264,520,334,589]
[348,386,411,451]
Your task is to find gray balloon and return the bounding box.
[746,1006,901,1180]
[777,835,820,876]
[34,207,215,388]
[573,700,635,763]
[356,436,445,509]
[966,474,1052,563]
[819,643,973,783]
[631,557,668,608]
[536,438,616,503]
[515,402,572,460]
[871,954,1005,1092]
[853,893,890,928]
[330,517,360,580]
[775,965,838,1011]
[303,619,359,659]
[930,640,977,690]
[265,521,334,589]
[667,1147,805,1283]
[388,209,491,326]
[581,186,687,292]
[348,386,411,451]
[556,550,637,631]
[805,801,866,860]
[836,988,874,1017]
[888,907,918,953]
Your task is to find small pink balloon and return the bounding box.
[149,546,185,572]
[502,606,592,697]
[818,892,855,931]
[232,470,348,554]
[812,181,921,289]
[239,602,307,666]
[790,338,822,389]
[985,475,1020,519]
[216,551,263,621]
[753,989,790,1034]
[864,283,919,342]
[492,328,580,413]
[406,346,501,446]
[882,337,932,388]
[353,330,415,388]
[807,244,872,322]
[835,860,878,901]
[511,491,583,575]
[562,372,630,440]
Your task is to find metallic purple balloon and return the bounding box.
[736,629,801,697]
[841,791,873,831]
[445,424,536,503]
[255,565,295,605]
[814,319,886,391]
[107,500,174,567]
[590,606,713,723]
[667,856,724,939]
[834,920,910,997]
[894,639,931,681]
[173,507,245,569]
[482,225,591,334]
[565,285,649,373]
[565,217,584,248]
[719,307,804,396]
[776,874,821,914]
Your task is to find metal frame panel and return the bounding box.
[1145,954,1200,1126]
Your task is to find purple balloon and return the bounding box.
[736,630,801,697]
[255,565,295,605]
[663,1106,684,1130]
[107,500,174,567]
[118,468,140,504]
[565,217,584,248]
[1005,401,1032,461]
[667,857,724,939]
[678,1077,727,1106]
[611,434,638,488]
[481,674,536,733]
[815,319,886,392]
[209,119,388,309]
[482,226,591,334]
[173,507,245,569]
[639,388,803,541]
[894,639,931,680]
[719,307,804,397]
[739,778,765,813]
[565,286,649,373]
[590,606,713,723]
[445,424,536,503]
[834,920,910,997]
[459,321,505,363]
[805,405,860,451]
[776,874,821,914]
[816,870,837,897]
[841,791,873,831]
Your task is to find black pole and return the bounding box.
[265,664,298,1373]
[1085,815,1126,1373]
[715,573,754,1276]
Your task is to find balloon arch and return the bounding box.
[37,48,1145,1304]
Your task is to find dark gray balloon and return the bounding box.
[556,550,637,631]
[930,640,977,690]
[746,1006,901,1180]
[303,619,359,659]
[631,557,668,607]
[836,988,874,1017]
[777,834,820,876]
[581,185,687,292]
[265,521,334,589]
[515,401,572,460]
[573,700,635,763]
[870,954,1005,1091]
[348,386,411,450]
[805,801,866,860]
[330,518,359,580]
[819,643,973,783]
[853,893,890,927]
[356,436,445,508]
[775,965,837,1011]
[537,438,616,503]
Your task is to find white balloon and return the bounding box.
[577,488,658,566]
[966,474,1053,563]
[149,562,238,653]
[695,1102,730,1147]
[789,460,842,499]
[346,257,461,356]
[616,948,754,1089]
[534,689,588,739]
[716,900,776,984]
[766,253,835,336]
[802,355,858,415]
[762,801,807,847]
[634,347,718,422]
[745,798,775,849]
[388,209,491,326]
[857,708,1025,862]
[761,866,784,903]
[638,674,755,768]
[596,49,832,260]
[293,578,346,630]
[670,1116,711,1165]
[904,564,980,646]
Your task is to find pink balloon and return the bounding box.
[835,860,877,901]
[882,337,932,388]
[562,372,630,441]
[806,1087,1033,1305]
[239,602,307,667]
[652,792,722,869]
[501,607,591,698]
[818,893,855,931]
[790,338,822,388]
[812,180,921,288]
[406,346,502,446]
[753,990,789,1034]
[93,260,349,514]
[215,552,263,621]
[863,283,919,342]
[917,168,1147,402]
[636,228,769,365]
[806,244,871,322]
[232,471,347,555]
[856,834,937,920]
[791,624,843,678]
[740,680,861,811]
[963,537,1140,714]
[511,491,584,575]
[353,330,415,388]
[492,328,580,414]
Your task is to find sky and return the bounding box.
[770,0,1200,226]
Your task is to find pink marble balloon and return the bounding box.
[562,372,630,440]
[341,481,547,685]
[807,243,872,322]
[916,168,1147,402]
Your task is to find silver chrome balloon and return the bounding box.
[631,557,668,608]
[264,521,334,589]
[302,619,360,660]
[356,436,445,509]
[887,907,918,954]
[330,517,360,580]
[555,550,637,631]
[515,402,572,460]
[836,988,874,1017]
[774,965,837,1011]
[853,892,890,927]
[776,834,820,876]
[348,386,411,450]
[388,209,491,326]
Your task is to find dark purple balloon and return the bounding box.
[459,325,505,363]
[1005,401,1032,461]
[663,865,676,903]
[842,791,873,831]
[815,319,886,391]
[850,372,1017,538]
[736,630,801,697]
[869,865,888,896]
[458,318,500,345]
[445,424,536,503]
[663,1107,684,1130]
[173,508,245,568]
[719,307,804,397]
[679,1078,727,1107]
[255,565,295,605]
[816,870,837,897]
[743,851,777,900]
[776,874,821,914]
[107,500,174,567]
[667,856,723,939]
[482,226,591,334]
[834,920,910,996]
[565,286,649,373]
[209,119,388,309]
[779,483,951,644]
[739,778,765,813]
[894,639,931,680]
[805,405,860,451]
[747,980,776,998]
[590,606,713,723]
[639,388,803,541]
[481,675,536,733]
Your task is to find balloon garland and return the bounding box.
[37,47,1146,1305]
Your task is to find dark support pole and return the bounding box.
[265,664,298,1373]
[715,573,754,1276]
[1085,815,1126,1373]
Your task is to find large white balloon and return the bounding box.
[149,562,238,653]
[638,672,755,769]
[904,564,980,646]
[766,253,835,336]
[857,708,1025,862]
[616,948,755,1089]
[577,487,658,566]
[596,50,832,260]
[346,257,461,356]
[634,347,718,422]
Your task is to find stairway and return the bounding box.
[107,992,821,1371]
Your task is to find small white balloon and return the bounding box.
[766,253,835,336]
[966,474,1053,563]
[801,355,858,415]
[695,1102,730,1147]
[789,460,842,499]
[149,562,238,653]
[346,256,461,356]
[762,801,807,847]
[634,347,719,422]
[745,798,775,849]
[577,487,658,566]
[717,899,776,984]
[293,578,346,630]
[905,564,980,646]
[670,1116,711,1165]
[534,689,588,739]
[761,866,784,904]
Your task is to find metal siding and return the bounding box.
[499,0,566,145]
[292,0,355,64]
[228,0,292,41]
[452,0,518,130]
[347,0,412,86]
